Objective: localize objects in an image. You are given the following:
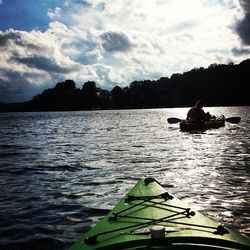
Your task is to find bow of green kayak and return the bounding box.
[69,177,250,249]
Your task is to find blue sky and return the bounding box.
[0,0,250,102]
[0,0,58,31]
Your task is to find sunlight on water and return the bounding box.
[0,107,249,249]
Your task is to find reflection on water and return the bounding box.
[0,107,249,249]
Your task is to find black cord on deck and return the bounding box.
[84,179,229,245]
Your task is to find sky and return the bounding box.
[0,0,250,102]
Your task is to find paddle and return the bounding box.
[167,117,241,124]
[224,117,241,124]
[167,117,182,124]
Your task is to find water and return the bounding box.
[0,107,249,249]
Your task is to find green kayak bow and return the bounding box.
[69,177,250,249]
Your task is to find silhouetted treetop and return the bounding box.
[55,79,76,91]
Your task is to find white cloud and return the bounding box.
[47,7,62,19]
[0,27,103,101]
[67,0,249,76]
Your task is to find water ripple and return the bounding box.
[0,108,249,249]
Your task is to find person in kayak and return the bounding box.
[187,100,211,122]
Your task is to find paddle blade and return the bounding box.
[167,117,182,124]
[225,117,241,124]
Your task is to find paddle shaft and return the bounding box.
[167,116,241,124]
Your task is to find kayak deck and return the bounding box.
[69,177,250,249]
[180,116,225,132]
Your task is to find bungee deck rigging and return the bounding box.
[84,178,228,245]
[69,177,250,250]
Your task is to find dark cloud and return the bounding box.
[0,70,50,102]
[239,0,250,12]
[0,29,21,46]
[232,46,250,56]
[0,29,43,51]
[100,31,133,52]
[236,0,250,45]
[13,56,73,74]
[0,29,78,102]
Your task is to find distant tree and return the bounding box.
[156,77,172,107]
[31,79,78,110]
[126,81,143,108]
[81,81,99,109]
[55,79,76,92]
[111,86,126,108]
[98,89,111,108]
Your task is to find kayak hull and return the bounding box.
[69,177,250,249]
[180,116,225,132]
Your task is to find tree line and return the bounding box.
[0,58,249,112]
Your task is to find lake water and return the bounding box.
[0,107,249,249]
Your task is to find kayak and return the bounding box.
[180,115,225,132]
[69,177,250,250]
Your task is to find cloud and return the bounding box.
[232,46,250,55]
[100,31,133,52]
[0,30,21,46]
[0,27,100,102]
[236,0,250,45]
[0,70,51,102]
[47,7,62,19]
[239,0,250,12]
[13,56,73,74]
[70,0,245,68]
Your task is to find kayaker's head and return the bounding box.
[195,99,204,108]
